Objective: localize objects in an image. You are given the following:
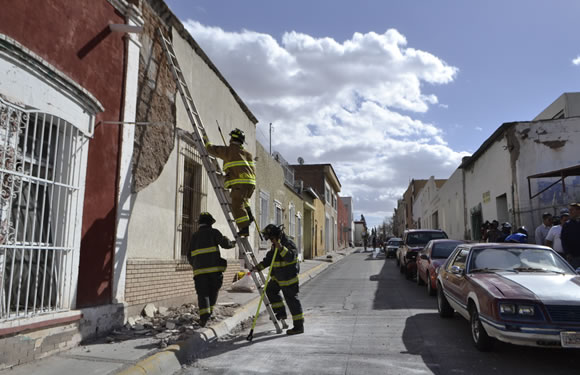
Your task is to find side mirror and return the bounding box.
[451,265,464,275]
[420,254,428,260]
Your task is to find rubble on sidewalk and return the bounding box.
[104,302,241,348]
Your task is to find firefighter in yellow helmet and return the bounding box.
[204,128,256,237]
[187,212,235,327]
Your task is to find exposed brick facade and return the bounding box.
[337,196,348,248]
[124,259,241,315]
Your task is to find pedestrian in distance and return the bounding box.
[545,208,570,256]
[486,220,501,242]
[561,202,580,269]
[187,212,235,327]
[497,222,512,243]
[481,221,491,242]
[253,224,304,335]
[204,128,256,237]
[534,212,552,245]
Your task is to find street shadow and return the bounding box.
[183,328,287,365]
[372,259,437,310]
[402,312,580,375]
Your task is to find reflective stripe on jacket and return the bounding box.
[206,142,256,187]
[257,234,300,283]
[187,226,234,277]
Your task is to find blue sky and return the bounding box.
[165,0,580,229]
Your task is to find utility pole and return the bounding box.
[269,122,272,155]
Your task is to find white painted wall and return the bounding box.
[437,167,465,240]
[513,118,580,231]
[463,135,513,239]
[126,29,257,261]
[113,7,143,303]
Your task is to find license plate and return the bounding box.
[561,331,580,348]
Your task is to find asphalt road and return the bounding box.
[177,248,580,375]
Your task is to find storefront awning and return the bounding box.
[527,164,580,199]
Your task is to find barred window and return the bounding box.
[177,137,206,258]
[1,99,86,320]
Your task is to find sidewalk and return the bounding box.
[1,247,358,375]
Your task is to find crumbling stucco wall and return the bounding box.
[132,1,176,193]
[512,117,580,230]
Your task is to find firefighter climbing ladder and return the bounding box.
[157,29,283,334]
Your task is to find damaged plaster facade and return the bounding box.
[121,0,258,317]
[417,114,580,241]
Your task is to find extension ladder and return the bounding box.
[157,29,283,334]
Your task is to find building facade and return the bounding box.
[400,94,580,242]
[292,164,341,253]
[0,0,141,367]
[255,144,304,260]
[120,0,258,317]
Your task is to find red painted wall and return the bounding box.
[337,195,348,248]
[0,1,126,307]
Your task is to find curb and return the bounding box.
[116,249,355,375]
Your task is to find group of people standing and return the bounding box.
[535,203,580,269]
[480,202,580,268]
[185,128,304,335]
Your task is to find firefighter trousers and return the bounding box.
[194,273,223,321]
[266,279,304,327]
[230,184,255,230]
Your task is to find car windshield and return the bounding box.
[432,242,462,259]
[407,232,447,245]
[388,240,402,246]
[469,247,573,274]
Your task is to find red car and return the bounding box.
[416,239,464,296]
[437,243,580,351]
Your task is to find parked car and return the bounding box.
[416,239,464,295]
[385,237,402,258]
[397,229,448,279]
[437,243,580,351]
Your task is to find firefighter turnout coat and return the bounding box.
[187,225,233,277]
[257,234,300,287]
[205,142,256,189]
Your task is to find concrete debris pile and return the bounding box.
[106,302,240,348]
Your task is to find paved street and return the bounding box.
[178,249,580,375]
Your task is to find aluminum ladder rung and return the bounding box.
[157,28,282,334]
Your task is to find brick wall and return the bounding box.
[125,259,241,309]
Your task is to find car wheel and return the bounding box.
[427,274,436,296]
[416,269,424,285]
[470,305,494,351]
[437,284,454,318]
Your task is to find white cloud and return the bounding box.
[475,126,483,131]
[573,56,580,65]
[184,21,467,227]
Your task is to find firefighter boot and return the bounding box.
[237,227,249,237]
[286,321,304,335]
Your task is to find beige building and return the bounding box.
[292,164,341,253]
[254,144,305,260]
